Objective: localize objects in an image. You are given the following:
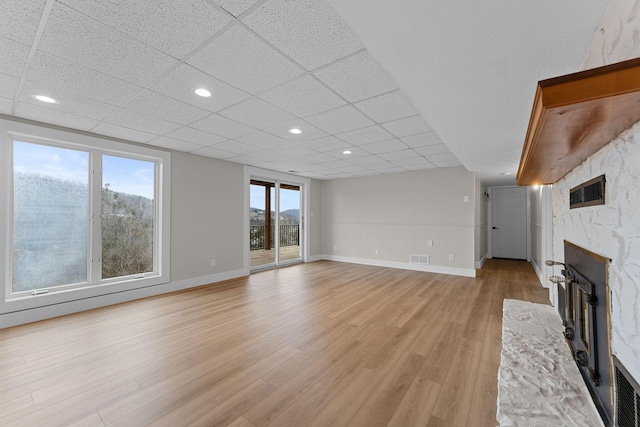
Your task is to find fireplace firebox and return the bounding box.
[549,241,613,426]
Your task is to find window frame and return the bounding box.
[0,118,171,314]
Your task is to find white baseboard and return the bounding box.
[0,268,246,329]
[530,259,549,288]
[307,254,324,262]
[475,254,487,269]
[321,255,476,278]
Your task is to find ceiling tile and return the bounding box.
[346,155,385,165]
[190,114,256,139]
[401,132,443,148]
[432,160,462,168]
[426,153,458,163]
[0,37,30,78]
[244,150,285,162]
[0,0,45,45]
[188,24,302,94]
[313,51,397,102]
[58,0,231,58]
[272,144,318,158]
[92,123,159,143]
[220,97,296,129]
[27,51,142,106]
[304,104,373,134]
[147,136,203,152]
[39,3,177,86]
[382,115,433,138]
[318,159,354,169]
[332,148,369,159]
[265,120,328,142]
[304,152,339,164]
[337,125,394,146]
[15,102,99,131]
[0,74,20,99]
[333,164,371,173]
[213,140,257,156]
[103,108,181,135]
[213,0,262,17]
[258,74,345,117]
[377,149,421,161]
[301,135,351,152]
[354,90,419,123]
[166,127,227,146]
[360,138,409,154]
[191,146,237,160]
[149,64,251,113]
[0,97,13,115]
[358,160,395,170]
[236,131,290,150]
[124,90,210,125]
[391,156,434,167]
[380,166,408,174]
[404,163,437,171]
[242,0,363,70]
[414,143,451,156]
[19,81,117,120]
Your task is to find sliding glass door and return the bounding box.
[249,180,303,270]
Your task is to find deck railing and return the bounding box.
[250,224,299,250]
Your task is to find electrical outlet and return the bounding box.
[427,240,433,247]
[375,249,379,256]
[448,254,455,261]
[333,245,337,251]
[210,259,216,268]
[463,195,469,203]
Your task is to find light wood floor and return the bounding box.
[0,259,549,427]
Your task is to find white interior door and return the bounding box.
[492,187,527,260]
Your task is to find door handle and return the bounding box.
[492,226,498,229]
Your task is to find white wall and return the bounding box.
[309,178,324,259]
[550,0,640,385]
[322,167,476,277]
[529,185,553,302]
[474,179,488,268]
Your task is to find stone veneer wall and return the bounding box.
[553,0,640,385]
[552,122,640,383]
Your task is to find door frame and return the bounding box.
[243,166,310,275]
[487,185,530,261]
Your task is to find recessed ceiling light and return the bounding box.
[343,150,352,155]
[194,88,211,97]
[288,128,302,134]
[33,95,56,103]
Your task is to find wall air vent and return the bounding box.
[570,175,605,209]
[614,356,640,427]
[410,254,429,265]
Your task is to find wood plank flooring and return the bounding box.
[0,259,549,426]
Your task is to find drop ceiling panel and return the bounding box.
[432,159,461,168]
[236,131,290,150]
[188,25,303,94]
[166,127,226,147]
[401,132,443,148]
[302,135,351,152]
[149,64,251,114]
[213,0,262,17]
[15,102,99,131]
[220,97,296,130]
[258,74,345,117]
[0,97,13,115]
[0,37,30,78]
[337,125,393,145]
[39,3,178,86]
[359,138,409,154]
[190,114,256,139]
[0,75,20,99]
[213,140,257,155]
[272,144,318,158]
[124,90,210,125]
[313,51,397,102]
[391,156,433,167]
[91,122,158,143]
[265,120,328,142]
[0,0,46,45]
[414,143,451,156]
[147,137,204,152]
[191,145,237,159]
[242,0,363,70]
[345,155,386,165]
[104,108,181,135]
[427,152,458,163]
[404,162,437,171]
[58,0,231,58]
[304,104,374,134]
[19,81,117,120]
[304,152,339,164]
[382,115,433,138]
[354,90,419,123]
[377,149,421,161]
[27,52,142,106]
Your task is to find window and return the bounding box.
[1,120,170,311]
